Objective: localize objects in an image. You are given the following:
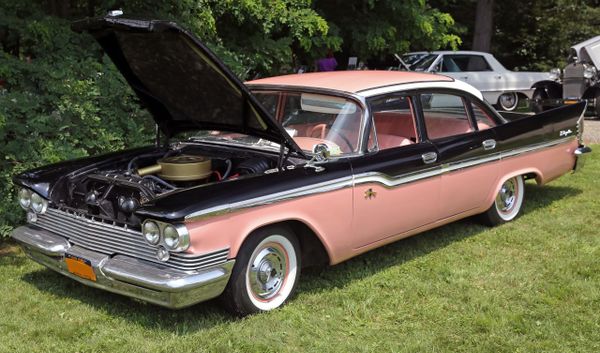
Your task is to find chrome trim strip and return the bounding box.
[185,136,575,222]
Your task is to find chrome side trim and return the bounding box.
[185,137,575,222]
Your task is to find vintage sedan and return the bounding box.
[411,51,551,111]
[12,17,592,316]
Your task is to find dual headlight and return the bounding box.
[18,188,48,214]
[142,220,190,256]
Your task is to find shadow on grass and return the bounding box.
[20,183,581,331]
[0,239,27,267]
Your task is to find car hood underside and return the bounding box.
[72,16,303,155]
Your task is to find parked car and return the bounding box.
[409,51,551,111]
[12,17,592,316]
[531,35,600,116]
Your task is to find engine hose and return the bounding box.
[222,159,232,179]
[142,175,177,190]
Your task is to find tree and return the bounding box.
[472,0,494,52]
[313,0,461,68]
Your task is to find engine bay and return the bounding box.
[61,146,280,225]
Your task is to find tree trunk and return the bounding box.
[472,0,494,52]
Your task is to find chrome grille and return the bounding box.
[563,63,586,98]
[34,208,229,272]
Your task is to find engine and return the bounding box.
[62,149,276,226]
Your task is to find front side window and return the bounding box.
[253,91,364,156]
[368,95,418,150]
[420,93,474,140]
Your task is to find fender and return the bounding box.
[531,80,562,98]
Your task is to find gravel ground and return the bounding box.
[583,118,600,144]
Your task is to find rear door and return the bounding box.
[417,91,500,218]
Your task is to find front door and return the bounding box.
[350,94,442,249]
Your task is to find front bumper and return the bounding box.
[12,225,234,309]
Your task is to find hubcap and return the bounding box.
[248,245,287,300]
[496,179,516,213]
[500,93,518,110]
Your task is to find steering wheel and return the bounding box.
[328,129,354,152]
[308,124,327,139]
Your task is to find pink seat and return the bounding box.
[377,134,413,149]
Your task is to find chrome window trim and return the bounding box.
[185,136,575,222]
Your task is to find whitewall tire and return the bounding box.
[480,175,525,226]
[222,225,300,316]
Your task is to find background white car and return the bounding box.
[410,51,551,111]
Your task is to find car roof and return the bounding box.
[246,71,454,94]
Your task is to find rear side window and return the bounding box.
[443,55,492,72]
[420,93,474,140]
[471,101,497,130]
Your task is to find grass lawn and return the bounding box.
[0,146,599,353]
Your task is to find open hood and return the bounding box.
[571,35,600,69]
[72,16,304,156]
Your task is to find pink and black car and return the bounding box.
[12,17,592,316]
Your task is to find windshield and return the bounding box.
[412,54,439,72]
[184,91,364,156]
[401,53,428,65]
[251,91,365,156]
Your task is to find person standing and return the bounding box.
[316,49,337,72]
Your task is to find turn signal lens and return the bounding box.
[142,221,160,245]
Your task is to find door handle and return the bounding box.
[459,76,469,80]
[494,75,502,79]
[421,152,438,164]
[482,139,497,150]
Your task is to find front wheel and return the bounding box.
[479,175,525,226]
[221,225,300,316]
[532,87,548,113]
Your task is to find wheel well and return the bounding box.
[523,172,542,184]
[249,220,330,268]
[531,81,562,99]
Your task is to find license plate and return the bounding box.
[65,254,97,282]
[564,100,579,105]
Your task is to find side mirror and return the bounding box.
[312,143,331,161]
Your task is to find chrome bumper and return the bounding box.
[574,145,592,172]
[11,225,234,309]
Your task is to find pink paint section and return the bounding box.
[185,187,354,264]
[184,139,578,266]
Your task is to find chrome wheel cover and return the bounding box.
[499,92,518,111]
[248,244,287,300]
[496,179,517,213]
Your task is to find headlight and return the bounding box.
[30,193,47,213]
[142,221,160,245]
[18,188,32,209]
[142,220,190,252]
[583,65,597,79]
[549,68,561,81]
[163,225,180,249]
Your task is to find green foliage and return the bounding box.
[0,1,153,237]
[314,0,462,64]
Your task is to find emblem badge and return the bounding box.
[364,188,377,200]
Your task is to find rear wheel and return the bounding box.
[221,225,300,316]
[498,92,519,111]
[480,175,525,226]
[532,87,548,113]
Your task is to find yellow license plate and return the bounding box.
[65,254,97,282]
[564,100,579,105]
